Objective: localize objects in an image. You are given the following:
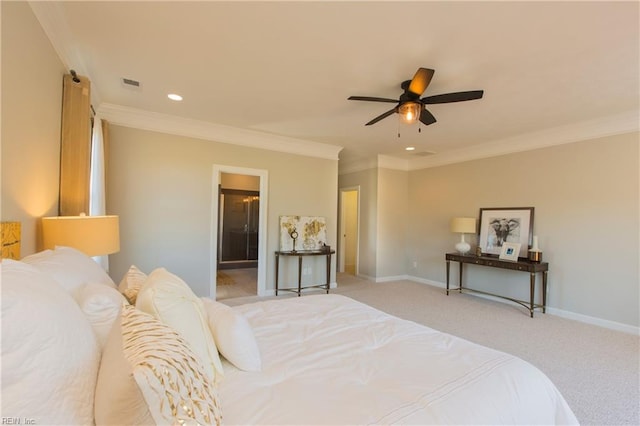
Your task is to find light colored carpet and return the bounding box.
[222,271,640,425]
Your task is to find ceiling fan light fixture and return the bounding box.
[398,102,421,124]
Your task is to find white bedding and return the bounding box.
[218,294,578,425]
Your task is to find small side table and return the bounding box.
[275,249,334,296]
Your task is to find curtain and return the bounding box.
[59,73,92,215]
[90,115,108,270]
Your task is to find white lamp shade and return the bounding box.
[450,217,476,234]
[42,215,120,256]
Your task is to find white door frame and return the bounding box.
[211,165,268,299]
[339,186,360,275]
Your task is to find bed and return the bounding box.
[2,246,578,425]
[219,294,577,425]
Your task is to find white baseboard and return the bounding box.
[355,274,416,283]
[404,275,639,336]
[375,274,411,283]
[544,307,639,335]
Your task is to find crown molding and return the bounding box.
[407,109,640,170]
[338,157,380,175]
[28,1,102,106]
[29,1,339,160]
[98,103,343,161]
[377,155,410,171]
[337,155,410,175]
[340,109,639,173]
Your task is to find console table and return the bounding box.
[275,249,335,296]
[445,252,548,317]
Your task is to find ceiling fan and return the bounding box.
[348,67,484,126]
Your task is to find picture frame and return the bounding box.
[279,215,327,251]
[499,242,521,262]
[478,207,534,258]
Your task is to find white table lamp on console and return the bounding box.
[450,217,476,254]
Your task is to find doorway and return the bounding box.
[218,188,259,270]
[211,166,268,300]
[339,187,359,275]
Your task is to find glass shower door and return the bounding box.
[218,189,259,269]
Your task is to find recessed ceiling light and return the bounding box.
[168,93,183,101]
[405,146,416,151]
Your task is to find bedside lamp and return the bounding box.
[450,217,476,254]
[42,215,120,256]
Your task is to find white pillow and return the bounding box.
[202,298,262,372]
[1,259,100,425]
[22,246,115,294]
[75,282,128,350]
[95,304,223,426]
[136,268,224,383]
[118,264,147,304]
[95,304,155,425]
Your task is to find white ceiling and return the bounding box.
[32,1,639,169]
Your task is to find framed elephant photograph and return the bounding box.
[478,207,534,258]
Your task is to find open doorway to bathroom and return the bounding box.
[211,166,268,301]
[217,173,258,299]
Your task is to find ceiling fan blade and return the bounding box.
[421,90,484,104]
[407,68,435,96]
[348,96,398,103]
[365,107,397,126]
[419,108,437,126]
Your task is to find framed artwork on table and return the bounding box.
[499,242,521,262]
[478,207,534,258]
[279,215,327,251]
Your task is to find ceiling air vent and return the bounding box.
[413,151,436,157]
[121,78,141,89]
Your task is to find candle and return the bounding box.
[531,236,540,252]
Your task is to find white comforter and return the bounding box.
[218,294,578,425]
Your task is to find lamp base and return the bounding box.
[455,241,471,254]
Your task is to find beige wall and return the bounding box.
[339,132,638,329]
[1,2,65,255]
[107,125,338,297]
[408,132,639,328]
[376,168,409,278]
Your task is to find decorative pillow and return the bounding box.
[136,268,224,383]
[75,282,128,350]
[202,298,262,372]
[21,246,116,294]
[118,264,147,304]
[1,259,100,425]
[94,303,153,425]
[95,305,222,426]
